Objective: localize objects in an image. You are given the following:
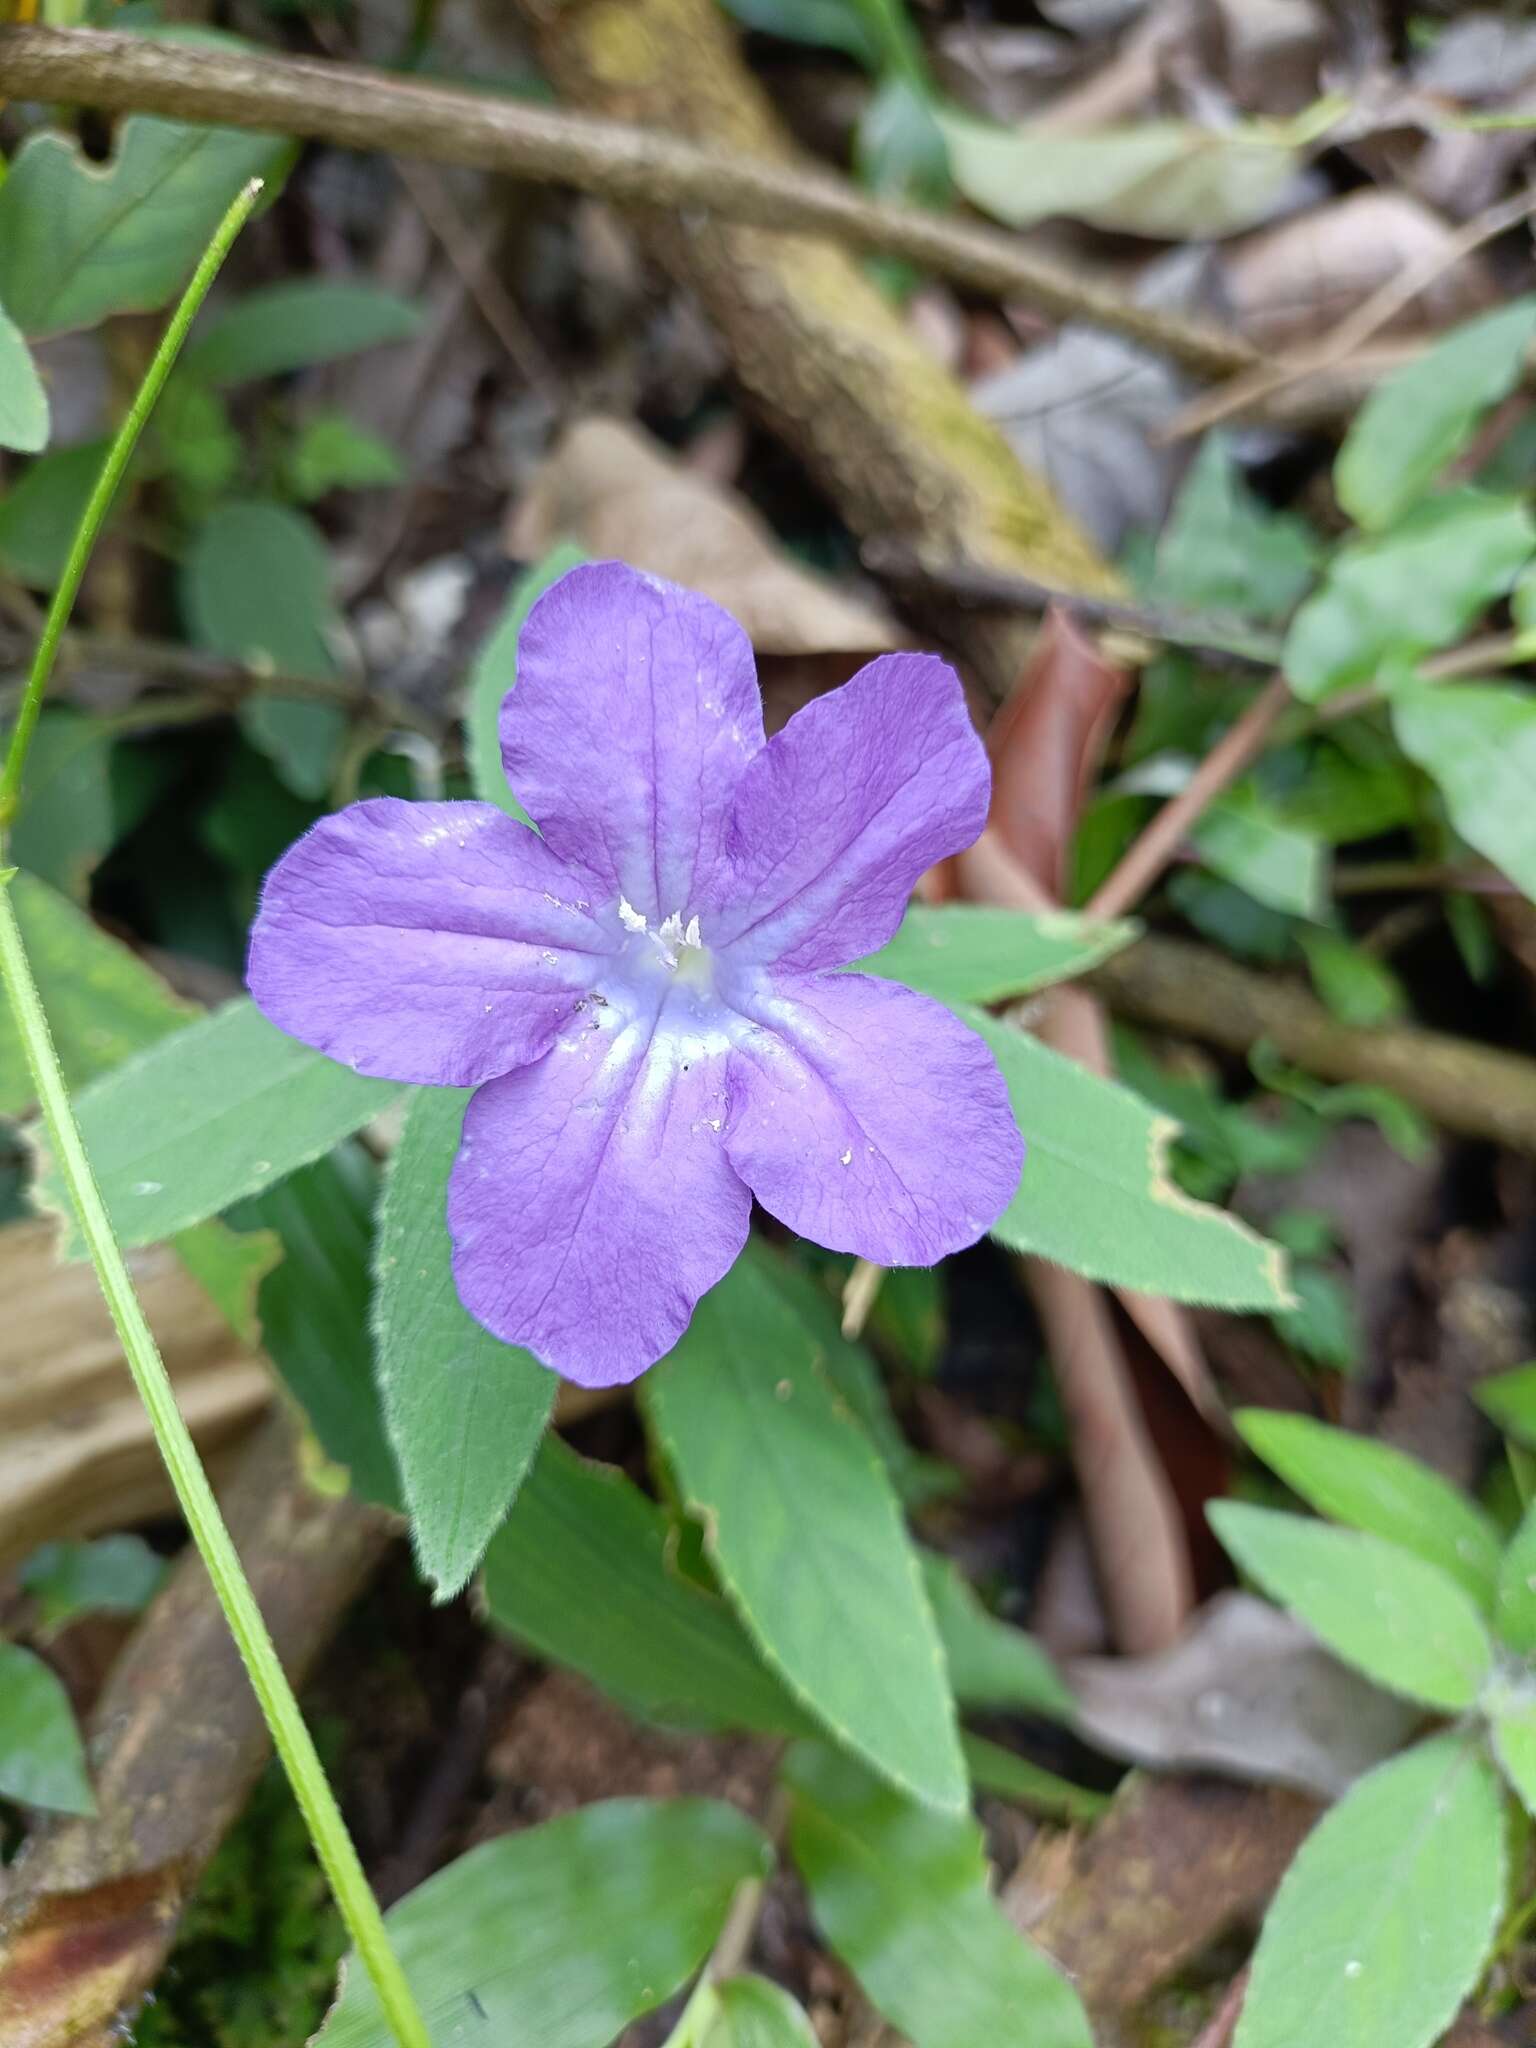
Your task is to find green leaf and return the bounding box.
[32,997,402,1256]
[0,301,48,452]
[1194,789,1327,919]
[1234,1409,1501,1610]
[170,1214,282,1351]
[971,1009,1292,1310]
[941,111,1301,238]
[859,904,1137,1006]
[1234,1735,1505,2048]
[717,0,885,68]
[1297,928,1405,1027]
[856,74,950,208]
[1270,1264,1361,1375]
[152,378,242,500]
[230,1149,403,1510]
[0,870,196,1116]
[1496,1499,1536,1656]
[1153,435,1317,623]
[467,543,587,822]
[3,707,114,899]
[1337,299,1536,532]
[284,412,405,501]
[316,1797,771,2048]
[0,1641,94,1814]
[181,280,421,386]
[702,1976,819,2048]
[20,1535,166,1635]
[0,116,285,338]
[1283,490,1535,703]
[644,1247,966,1811]
[1392,679,1536,901]
[959,1733,1110,1824]
[1207,1501,1493,1709]
[919,1552,1074,1720]
[1474,1359,1536,1447]
[785,1741,1092,2048]
[483,1434,811,1736]
[374,1087,554,1598]
[182,499,347,798]
[0,437,105,589]
[1488,1695,1536,1815]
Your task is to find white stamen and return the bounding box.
[683,914,702,950]
[618,896,648,934]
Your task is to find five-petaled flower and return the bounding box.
[248,562,1023,1386]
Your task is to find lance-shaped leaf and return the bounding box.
[644,1247,966,1812]
[316,1797,770,2048]
[1208,1501,1493,1709]
[1235,1735,1505,2048]
[860,904,1136,1006]
[375,1087,554,1597]
[0,1642,94,1815]
[32,998,402,1256]
[785,1741,1091,2048]
[970,1009,1291,1310]
[180,279,421,386]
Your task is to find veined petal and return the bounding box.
[714,653,989,970]
[502,561,765,922]
[447,998,752,1385]
[248,798,613,1086]
[723,971,1022,1264]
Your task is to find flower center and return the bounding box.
[617,897,714,989]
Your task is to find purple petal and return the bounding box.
[713,653,990,971]
[722,970,1022,1264]
[447,1001,753,1385]
[248,798,614,1086]
[502,561,765,923]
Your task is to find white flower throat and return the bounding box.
[618,896,714,989]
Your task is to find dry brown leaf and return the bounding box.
[1224,190,1499,351]
[507,415,902,657]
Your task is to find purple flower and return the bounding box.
[248,562,1022,1386]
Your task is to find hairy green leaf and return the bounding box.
[317,1798,770,2048]
[786,1741,1091,2048]
[1208,1502,1493,1709]
[644,1248,966,1811]
[1235,1735,1504,2048]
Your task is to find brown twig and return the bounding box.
[1086,675,1293,922]
[0,25,1255,387]
[1087,933,1536,1155]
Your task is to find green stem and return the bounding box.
[0,185,431,2048]
[0,182,249,825]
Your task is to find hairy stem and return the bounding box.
[0,184,429,2048]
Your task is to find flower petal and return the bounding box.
[723,970,1022,1263]
[714,653,990,970]
[447,1001,753,1385]
[502,561,765,922]
[248,797,614,1086]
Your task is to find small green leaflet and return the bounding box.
[374,1088,554,1598]
[960,1733,1110,1824]
[969,1009,1291,1311]
[785,1741,1092,2048]
[1152,433,1317,624]
[0,116,285,338]
[1336,298,1536,532]
[316,1798,771,2048]
[0,300,48,452]
[0,437,104,590]
[1283,489,1535,702]
[0,1641,95,1815]
[1392,679,1536,903]
[32,997,401,1257]
[20,1536,167,1636]
[182,499,348,798]
[466,542,588,822]
[1234,1736,1505,2048]
[859,904,1136,1006]
[1234,1409,1501,1611]
[700,1975,819,2048]
[1486,1676,1536,1814]
[1496,1499,1536,1656]
[919,1551,1073,1720]
[484,1434,811,1736]
[644,1247,967,1812]
[1193,790,1326,921]
[3,707,116,901]
[1208,1502,1493,1710]
[180,280,422,386]
[1474,1359,1536,1446]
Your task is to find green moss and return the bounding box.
[135,1753,346,2048]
